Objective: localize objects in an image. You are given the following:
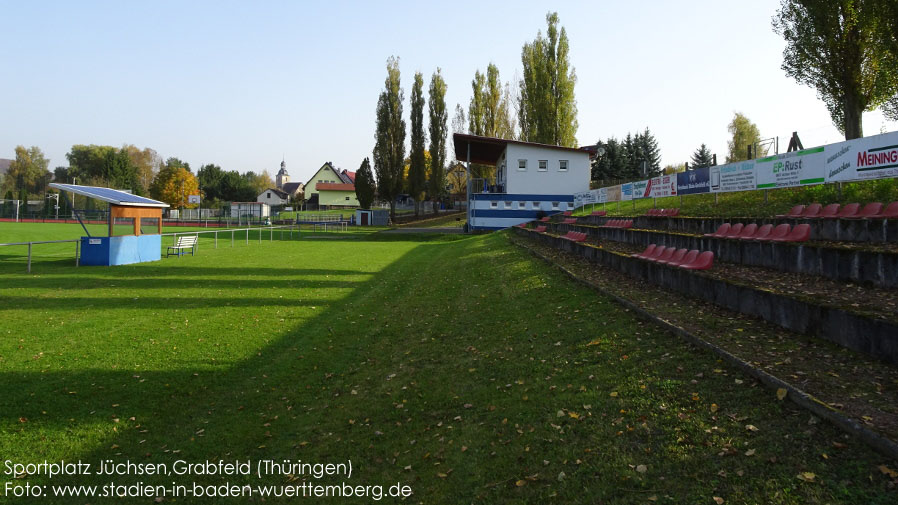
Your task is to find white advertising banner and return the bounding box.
[632,179,650,199]
[650,175,678,197]
[573,191,595,208]
[710,161,757,193]
[755,147,826,189]
[825,131,898,183]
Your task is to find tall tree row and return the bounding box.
[1,146,51,198]
[373,57,406,221]
[408,72,427,217]
[726,113,763,162]
[428,69,449,213]
[467,64,516,181]
[590,129,661,181]
[519,12,578,147]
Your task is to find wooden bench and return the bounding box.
[167,235,197,257]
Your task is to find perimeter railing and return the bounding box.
[0,224,304,274]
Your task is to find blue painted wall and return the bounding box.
[80,235,162,266]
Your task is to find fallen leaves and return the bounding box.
[796,472,816,483]
[635,464,647,473]
[745,424,759,432]
[713,497,725,505]
[879,465,898,478]
[776,388,787,401]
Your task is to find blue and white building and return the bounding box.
[453,133,593,231]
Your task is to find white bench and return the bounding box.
[167,235,197,257]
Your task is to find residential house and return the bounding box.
[304,162,358,209]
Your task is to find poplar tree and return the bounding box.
[519,12,578,147]
[773,0,898,139]
[373,57,406,221]
[408,72,427,217]
[428,69,448,213]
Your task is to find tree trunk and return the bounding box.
[843,93,864,140]
[414,200,419,218]
[389,201,396,223]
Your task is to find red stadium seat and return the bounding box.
[591,210,607,216]
[667,208,680,217]
[674,249,699,267]
[724,223,744,238]
[633,244,657,258]
[534,226,546,232]
[874,201,898,219]
[773,223,810,242]
[540,217,551,222]
[748,224,773,240]
[621,219,633,229]
[652,248,676,263]
[800,203,822,218]
[659,248,687,265]
[776,205,805,218]
[833,203,859,218]
[704,223,731,237]
[646,245,667,260]
[563,211,572,216]
[679,251,714,270]
[757,224,790,241]
[735,223,758,239]
[563,218,577,224]
[852,202,884,218]
[813,203,839,218]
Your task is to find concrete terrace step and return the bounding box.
[514,227,898,366]
[543,221,898,289]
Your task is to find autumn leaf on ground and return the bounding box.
[713,497,725,504]
[796,472,816,482]
[776,388,787,401]
[609,392,618,397]
[515,479,526,487]
[879,465,898,478]
[745,424,759,432]
[568,412,580,419]
[710,403,719,413]
[635,464,647,473]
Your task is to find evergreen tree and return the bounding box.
[373,57,406,221]
[519,12,578,146]
[690,144,714,169]
[354,157,376,209]
[726,112,763,162]
[591,138,625,181]
[636,128,661,176]
[428,69,448,213]
[408,72,427,217]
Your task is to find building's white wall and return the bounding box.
[230,203,270,218]
[257,190,289,206]
[504,144,589,195]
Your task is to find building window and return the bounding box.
[504,201,512,208]
[538,160,548,171]
[559,160,568,171]
[490,201,498,208]
[552,202,560,210]
[518,202,526,209]
[518,159,527,171]
[345,196,350,201]
[267,193,271,198]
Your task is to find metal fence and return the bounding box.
[0,224,302,274]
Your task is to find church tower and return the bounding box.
[276,159,289,189]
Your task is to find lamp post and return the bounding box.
[47,193,59,220]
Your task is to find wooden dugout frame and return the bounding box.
[108,205,163,236]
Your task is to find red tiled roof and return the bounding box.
[316,183,355,191]
[344,170,356,182]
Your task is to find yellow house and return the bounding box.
[304,162,359,208]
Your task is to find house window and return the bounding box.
[267,193,271,198]
[518,202,526,209]
[504,201,512,208]
[518,159,527,171]
[490,201,498,208]
[538,160,548,172]
[552,202,560,210]
[532,201,540,208]
[345,196,350,201]
[559,160,568,171]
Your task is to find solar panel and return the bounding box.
[49,183,170,207]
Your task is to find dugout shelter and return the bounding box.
[49,183,169,266]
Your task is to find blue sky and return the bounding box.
[2,0,896,184]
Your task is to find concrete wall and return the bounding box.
[549,222,898,288]
[580,215,898,243]
[515,228,898,364]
